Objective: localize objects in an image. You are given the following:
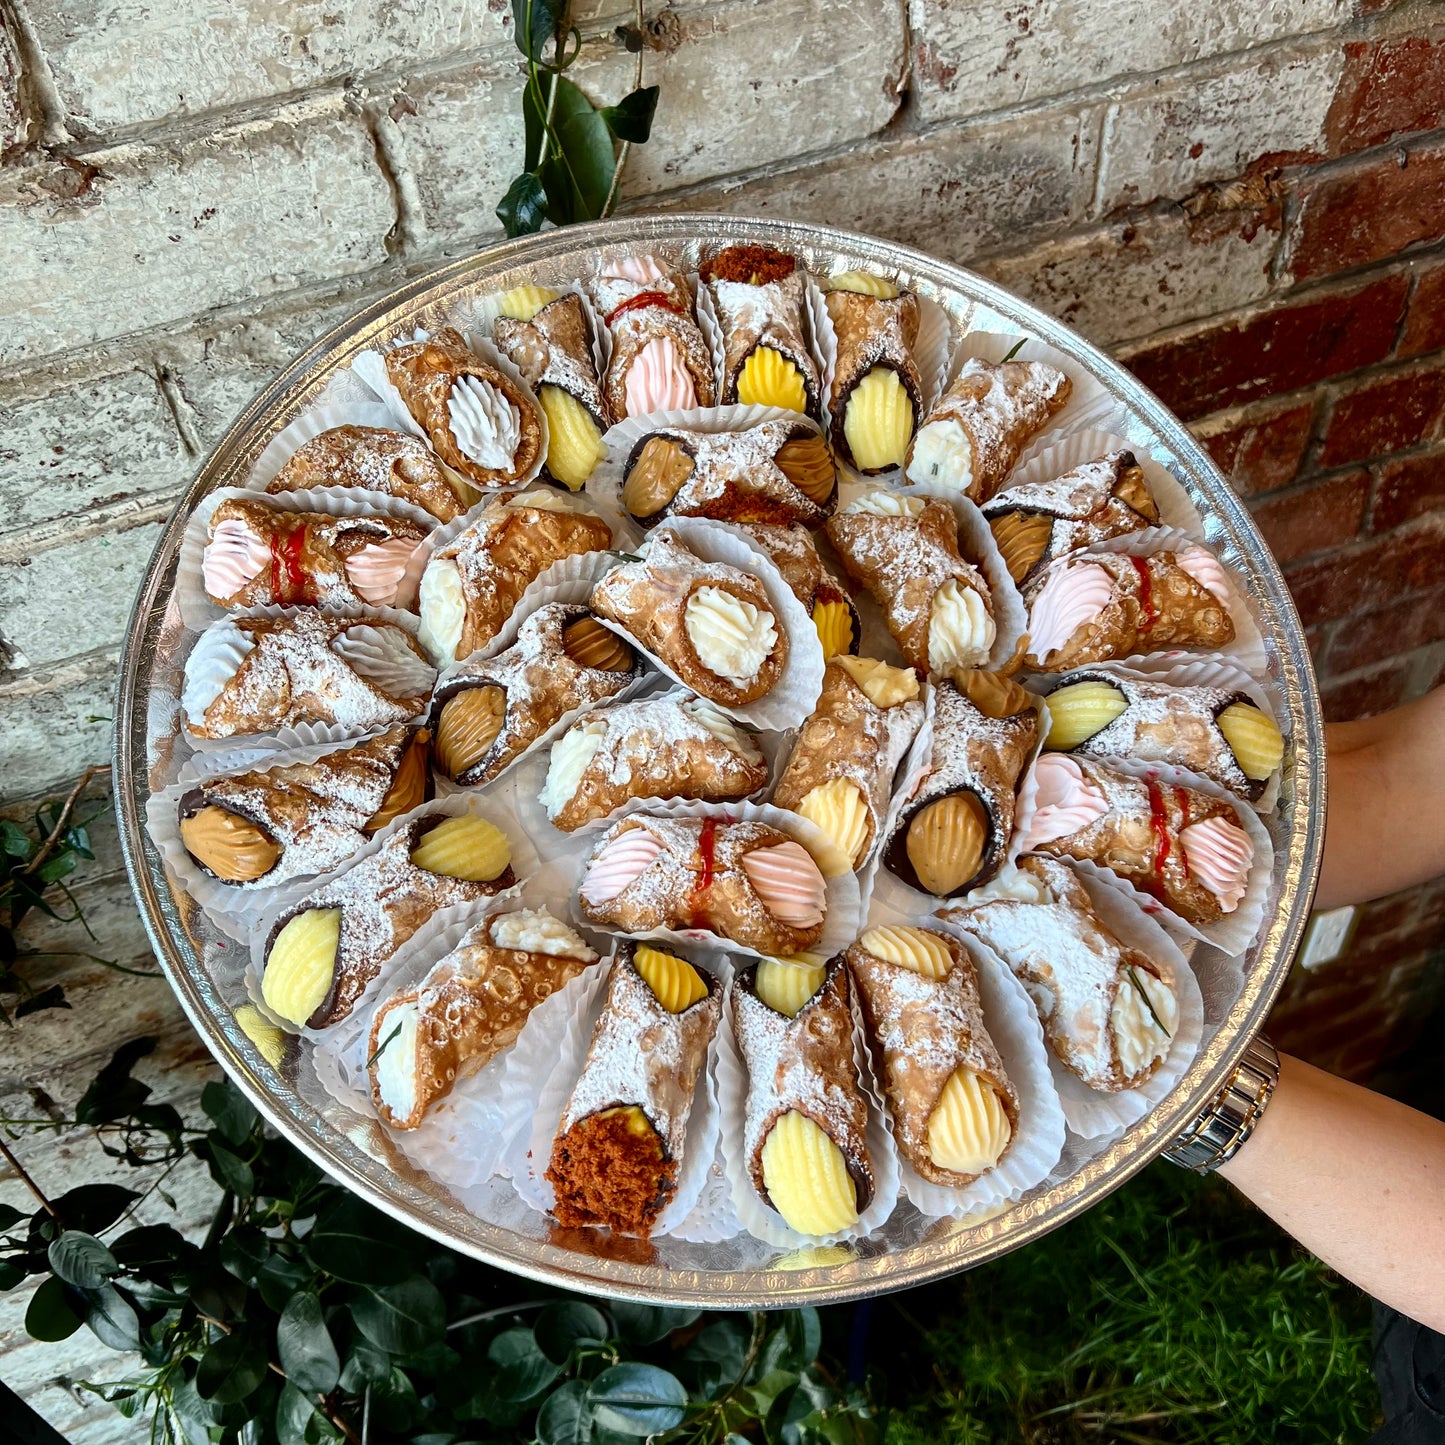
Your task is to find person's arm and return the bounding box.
[1218,1053,1445,1332]
[1316,686,1445,910]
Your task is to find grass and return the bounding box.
[871,1163,1376,1444]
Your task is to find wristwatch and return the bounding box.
[1163,1035,1279,1173]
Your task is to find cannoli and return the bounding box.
[368,907,598,1130]
[699,244,822,417]
[430,604,640,787]
[264,425,482,522]
[578,814,829,956]
[589,525,789,707]
[593,256,716,420]
[731,521,859,659]
[259,810,516,1030]
[1044,670,1283,802]
[824,274,923,474]
[826,492,996,674]
[905,357,1071,503]
[182,609,436,742]
[620,419,836,529]
[1023,547,1236,672]
[542,690,768,831]
[417,491,612,665]
[546,943,721,1235]
[492,289,611,491]
[176,724,430,888]
[882,670,1039,899]
[1018,753,1255,928]
[199,497,430,611]
[772,657,924,870]
[983,450,1158,587]
[731,957,873,1236]
[846,926,1017,1185]
[944,857,1178,1091]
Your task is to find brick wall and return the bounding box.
[2,8,1444,1422]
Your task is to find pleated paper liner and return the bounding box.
[588,514,827,733]
[241,790,538,1037]
[463,279,609,388]
[938,867,1204,1142]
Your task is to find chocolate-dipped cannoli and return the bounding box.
[259,810,516,1030]
[369,907,598,1129]
[589,525,789,707]
[546,944,720,1235]
[492,288,611,491]
[905,357,1071,503]
[265,425,482,522]
[578,814,829,957]
[731,957,873,1236]
[824,274,923,474]
[1023,547,1236,672]
[621,419,836,529]
[729,521,859,660]
[177,724,430,888]
[983,450,1158,587]
[417,492,612,665]
[430,604,639,787]
[1018,753,1255,928]
[200,497,430,611]
[542,691,768,832]
[182,610,436,742]
[846,925,1017,1185]
[883,670,1040,899]
[384,327,544,487]
[826,492,996,675]
[1044,670,1283,802]
[699,245,822,417]
[944,857,1177,1092]
[593,257,716,420]
[772,657,924,870]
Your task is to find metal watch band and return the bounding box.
[1164,1036,1280,1173]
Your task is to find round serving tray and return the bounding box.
[115,215,1323,1307]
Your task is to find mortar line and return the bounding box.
[154,362,203,457]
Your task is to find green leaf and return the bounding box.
[306,1195,412,1285]
[256,1250,311,1312]
[196,1326,269,1404]
[1,820,31,857]
[599,86,659,144]
[340,1339,392,1392]
[0,1201,29,1229]
[75,1037,156,1125]
[538,77,616,224]
[203,1079,259,1147]
[609,1301,700,1345]
[0,1258,26,1289]
[352,1278,446,1355]
[48,1231,119,1289]
[684,1319,748,1392]
[783,1308,823,1372]
[15,984,70,1019]
[198,1137,254,1198]
[496,171,549,238]
[535,1300,609,1364]
[51,1182,140,1233]
[536,1379,593,1445]
[368,1366,420,1433]
[82,1283,141,1351]
[587,1363,687,1437]
[220,1223,271,1283]
[35,852,77,883]
[275,1381,321,1445]
[511,0,561,60]
[1001,337,1028,362]
[488,1325,562,1402]
[25,1276,83,1340]
[277,1290,340,1394]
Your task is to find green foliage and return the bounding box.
[497,0,660,235]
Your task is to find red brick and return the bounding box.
[1122,274,1408,420]
[1248,471,1369,563]
[1400,261,1445,359]
[1320,654,1413,720]
[1325,34,1445,154]
[1283,513,1445,624]
[1287,141,1445,283]
[1194,402,1314,495]
[1325,584,1445,672]
[1372,446,1445,531]
[1321,366,1445,466]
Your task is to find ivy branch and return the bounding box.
[496,0,659,236]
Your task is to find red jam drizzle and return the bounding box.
[690,816,719,929]
[272,526,313,604]
[604,290,683,327]
[1129,554,1155,633]
[1145,778,1172,901]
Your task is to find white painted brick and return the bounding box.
[32,0,511,133]
[659,106,1099,263]
[0,370,188,537]
[977,212,1279,348]
[0,662,116,800]
[0,106,395,368]
[909,0,1353,124]
[1096,46,1346,211]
